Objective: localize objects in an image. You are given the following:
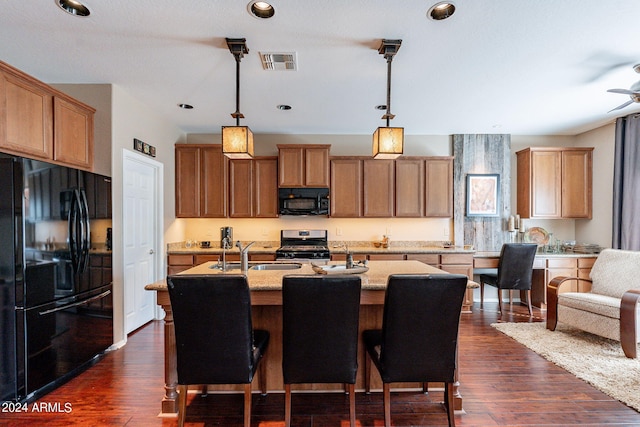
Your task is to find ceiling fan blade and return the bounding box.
[607,88,636,95]
[608,100,634,113]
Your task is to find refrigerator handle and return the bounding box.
[78,188,91,273]
[68,190,79,273]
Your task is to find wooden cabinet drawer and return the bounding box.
[168,265,191,275]
[440,254,473,265]
[249,253,276,261]
[578,257,596,268]
[438,264,472,278]
[546,258,577,268]
[473,258,499,268]
[406,254,439,265]
[167,254,194,266]
[368,253,405,261]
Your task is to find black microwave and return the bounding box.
[279,188,329,215]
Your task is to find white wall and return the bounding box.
[110,85,185,344]
[574,122,616,247]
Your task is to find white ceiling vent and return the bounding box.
[259,52,297,71]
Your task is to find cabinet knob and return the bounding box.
[149,249,155,254]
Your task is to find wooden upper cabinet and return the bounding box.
[200,146,227,217]
[175,144,227,218]
[175,145,200,217]
[0,64,53,160]
[229,159,253,217]
[278,144,330,187]
[425,157,453,217]
[395,159,424,217]
[330,158,362,217]
[363,159,395,217]
[253,157,278,218]
[517,147,593,219]
[0,61,95,170]
[561,149,592,218]
[228,157,279,218]
[53,96,94,170]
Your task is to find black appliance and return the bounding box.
[278,188,329,216]
[275,229,331,261]
[0,154,113,402]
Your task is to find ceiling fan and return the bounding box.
[607,63,640,113]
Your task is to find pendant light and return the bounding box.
[373,39,404,159]
[222,38,254,159]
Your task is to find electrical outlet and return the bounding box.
[336,227,343,236]
[386,227,392,236]
[444,227,449,237]
[261,228,268,237]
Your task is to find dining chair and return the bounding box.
[363,274,468,427]
[282,274,362,427]
[479,243,538,316]
[167,274,269,427]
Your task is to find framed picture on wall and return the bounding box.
[466,174,500,217]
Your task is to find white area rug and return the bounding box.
[491,322,640,412]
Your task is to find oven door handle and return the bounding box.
[38,290,111,316]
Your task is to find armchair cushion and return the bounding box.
[558,292,624,320]
[589,249,640,298]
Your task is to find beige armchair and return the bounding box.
[547,249,640,358]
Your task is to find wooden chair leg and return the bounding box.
[177,384,188,427]
[383,382,391,427]
[365,352,372,394]
[480,281,484,307]
[509,290,513,305]
[422,382,429,394]
[526,290,533,316]
[445,382,456,427]
[259,354,268,395]
[200,385,207,396]
[243,383,252,427]
[498,289,503,316]
[348,383,356,427]
[285,384,292,427]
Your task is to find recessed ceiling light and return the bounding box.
[57,0,91,17]
[248,1,275,19]
[178,103,194,110]
[277,104,292,110]
[427,2,455,21]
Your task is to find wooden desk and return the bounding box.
[145,261,474,415]
[473,252,598,309]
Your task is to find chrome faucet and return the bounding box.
[219,236,232,271]
[236,240,255,273]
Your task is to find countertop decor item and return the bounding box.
[524,227,549,245]
[311,264,369,275]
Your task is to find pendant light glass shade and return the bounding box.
[222,125,254,159]
[373,126,404,159]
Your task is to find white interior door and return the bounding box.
[123,152,161,334]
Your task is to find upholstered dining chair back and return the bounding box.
[376,274,468,383]
[495,243,538,290]
[168,274,266,384]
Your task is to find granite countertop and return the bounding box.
[145,260,479,292]
[167,241,474,255]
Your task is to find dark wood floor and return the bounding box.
[3,302,640,427]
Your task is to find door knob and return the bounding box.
[149,249,155,254]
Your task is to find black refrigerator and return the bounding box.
[0,154,113,402]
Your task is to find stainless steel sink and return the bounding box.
[250,263,302,271]
[209,262,242,271]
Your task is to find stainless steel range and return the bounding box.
[275,229,331,261]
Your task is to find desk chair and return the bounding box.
[363,274,468,427]
[167,274,269,427]
[282,275,362,427]
[479,243,538,316]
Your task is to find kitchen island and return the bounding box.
[145,260,476,415]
